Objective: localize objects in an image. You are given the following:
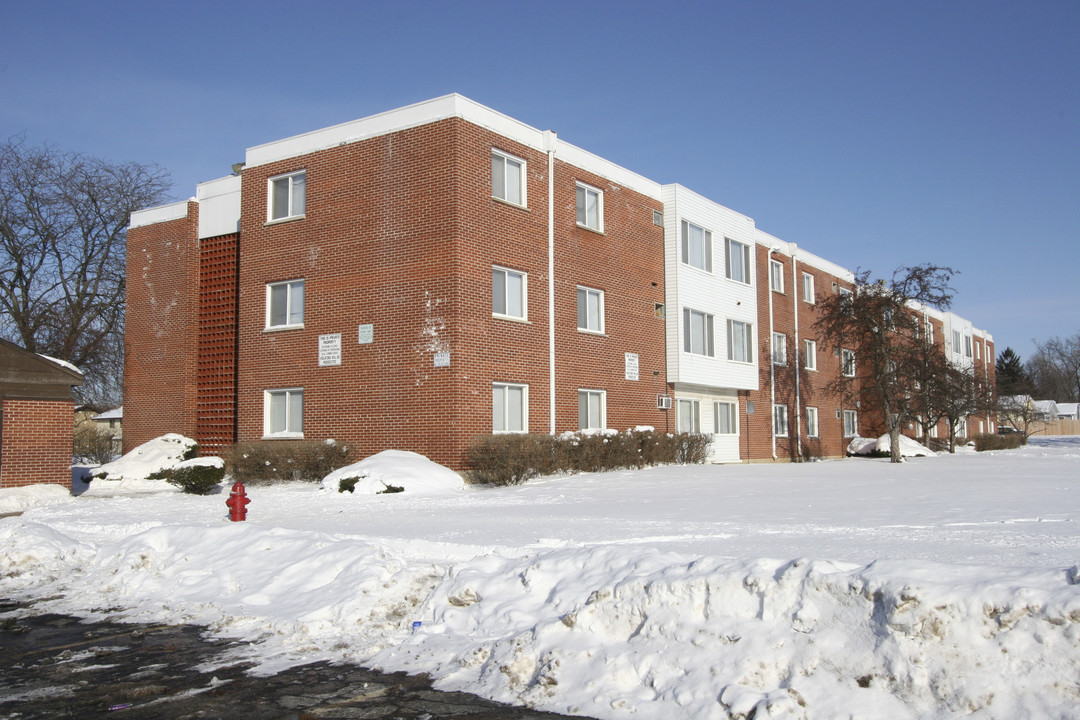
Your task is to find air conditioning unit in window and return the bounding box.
[657,395,672,410]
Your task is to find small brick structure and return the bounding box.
[0,338,84,488]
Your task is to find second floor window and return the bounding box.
[267,279,304,328]
[842,348,856,377]
[683,308,715,357]
[728,319,753,363]
[772,332,787,365]
[577,287,604,333]
[681,220,712,272]
[576,182,603,231]
[268,171,306,221]
[726,238,750,284]
[492,266,526,320]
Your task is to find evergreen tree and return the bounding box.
[995,347,1033,397]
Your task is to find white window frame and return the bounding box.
[841,348,856,377]
[492,149,526,207]
[493,382,528,433]
[964,335,973,358]
[267,170,306,222]
[266,279,305,329]
[843,409,858,437]
[492,265,527,320]
[683,308,715,357]
[725,238,751,284]
[772,332,787,366]
[773,404,789,437]
[727,319,754,363]
[714,401,737,435]
[802,272,815,303]
[264,388,303,438]
[577,286,604,334]
[677,399,700,433]
[770,259,784,293]
[681,220,712,272]
[953,330,962,356]
[804,339,817,371]
[578,389,606,430]
[806,406,819,438]
[576,182,603,232]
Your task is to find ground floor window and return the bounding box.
[773,404,789,437]
[806,406,819,437]
[843,409,858,437]
[714,401,737,434]
[493,382,528,433]
[677,399,700,433]
[578,389,606,430]
[264,388,303,437]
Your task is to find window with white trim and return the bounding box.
[843,409,858,437]
[714,401,737,435]
[770,260,784,293]
[772,332,787,366]
[725,238,750,283]
[677,399,700,433]
[266,279,304,329]
[492,150,525,206]
[493,382,528,433]
[683,308,715,356]
[804,339,817,371]
[492,266,526,320]
[576,182,603,231]
[964,335,973,358]
[773,404,789,437]
[953,330,962,355]
[681,220,712,272]
[926,319,935,344]
[578,389,606,430]
[841,348,855,377]
[806,406,819,437]
[264,388,303,437]
[957,417,967,437]
[268,171,306,221]
[577,286,604,333]
[727,319,753,363]
[802,272,815,303]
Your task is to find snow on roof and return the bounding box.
[36,354,83,376]
[93,407,123,421]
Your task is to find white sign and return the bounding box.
[434,351,450,367]
[357,324,373,345]
[319,333,342,366]
[625,352,639,381]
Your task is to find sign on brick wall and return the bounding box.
[319,334,342,366]
[625,352,639,381]
[357,324,373,345]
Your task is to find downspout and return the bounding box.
[768,247,777,460]
[792,247,802,460]
[545,130,557,435]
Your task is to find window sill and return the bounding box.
[264,214,306,227]
[264,324,305,333]
[493,314,530,324]
[576,223,604,235]
[577,328,607,337]
[261,433,304,440]
[492,197,528,211]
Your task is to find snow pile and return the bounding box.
[848,434,935,457]
[0,484,73,514]
[173,456,225,471]
[84,433,198,493]
[37,353,83,376]
[320,450,463,495]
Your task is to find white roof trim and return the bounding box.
[130,200,190,229]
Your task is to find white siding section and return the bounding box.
[129,200,189,229]
[197,175,241,239]
[673,385,742,462]
[663,184,758,391]
[944,311,975,370]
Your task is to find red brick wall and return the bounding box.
[123,203,200,451]
[0,399,73,488]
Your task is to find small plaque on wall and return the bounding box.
[358,324,373,345]
[319,333,342,366]
[434,351,450,367]
[625,352,639,381]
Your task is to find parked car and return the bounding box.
[997,425,1020,435]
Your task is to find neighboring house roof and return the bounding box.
[93,407,123,421]
[0,338,84,400]
[1055,403,1079,419]
[1000,395,1033,409]
[1033,400,1059,418]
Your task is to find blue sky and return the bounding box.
[3,0,1076,361]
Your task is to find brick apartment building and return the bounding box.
[124,95,995,469]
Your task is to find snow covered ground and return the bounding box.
[2,438,1078,719]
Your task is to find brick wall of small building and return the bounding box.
[123,203,200,451]
[0,399,74,487]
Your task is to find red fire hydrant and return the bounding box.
[226,481,250,522]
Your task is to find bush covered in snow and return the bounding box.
[163,457,226,495]
[847,434,935,458]
[226,439,350,484]
[90,433,198,482]
[321,450,463,495]
[466,429,711,486]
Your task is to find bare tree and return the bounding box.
[0,137,170,405]
[814,264,956,463]
[1028,334,1080,403]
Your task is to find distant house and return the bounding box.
[1055,403,1079,420]
[1033,400,1059,421]
[92,407,123,454]
[0,338,84,488]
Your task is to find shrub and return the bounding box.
[465,429,711,486]
[226,439,351,484]
[73,425,117,465]
[165,458,226,495]
[972,433,1025,452]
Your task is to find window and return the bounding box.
[577,287,604,333]
[268,171,306,221]
[841,348,855,377]
[843,409,858,437]
[926,320,935,344]
[714,401,737,435]
[683,308,715,356]
[264,388,303,437]
[773,404,789,437]
[578,389,606,430]
[806,407,819,437]
[492,266,527,319]
[727,319,753,363]
[957,417,967,437]
[492,150,525,206]
[266,279,304,328]
[964,335,973,358]
[770,260,784,293]
[725,238,750,283]
[493,382,528,433]
[953,330,962,355]
[975,341,981,360]
[771,332,787,365]
[802,272,815,303]
[804,339,817,371]
[677,399,700,433]
[576,182,603,231]
[681,220,712,272]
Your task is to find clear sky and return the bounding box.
[3,0,1076,361]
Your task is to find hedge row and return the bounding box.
[225,440,351,484]
[972,433,1026,452]
[465,430,711,486]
